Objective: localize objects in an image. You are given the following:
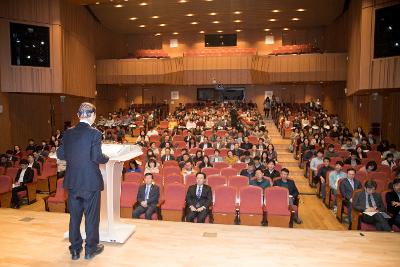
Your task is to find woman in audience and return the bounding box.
[149,142,160,155]
[144,159,159,174]
[187,137,197,149]
[266,144,278,162]
[126,159,141,173]
[224,150,239,165]
[359,160,377,174]
[377,139,390,154]
[355,145,367,159]
[13,145,22,159]
[381,153,397,169]
[198,155,213,170]
[193,150,204,163]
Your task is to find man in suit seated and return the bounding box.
[240,162,255,181]
[240,136,253,150]
[352,180,391,231]
[161,147,175,163]
[264,160,280,180]
[210,149,223,163]
[11,159,34,208]
[339,168,362,226]
[199,136,212,150]
[27,154,41,176]
[133,173,160,220]
[185,172,212,223]
[386,178,400,229]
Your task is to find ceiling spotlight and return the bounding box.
[296,8,306,12]
[139,24,146,27]
[159,23,166,26]
[139,2,147,6]
[178,0,187,3]
[186,13,194,16]
[291,17,300,21]
[217,30,223,33]
[264,28,270,31]
[199,30,205,33]
[152,16,159,19]
[129,17,138,20]
[234,20,242,23]
[114,4,123,7]
[272,9,280,13]
[173,32,179,35]
[283,28,289,31]
[234,11,242,14]
[269,18,277,22]
[155,33,162,36]
[204,0,213,2]
[209,12,217,16]
[95,1,100,4]
[212,21,220,24]
[236,29,242,32]
[191,21,198,24]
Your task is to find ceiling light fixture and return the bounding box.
[264,28,270,31]
[139,2,147,6]
[173,32,179,35]
[199,30,205,33]
[291,17,300,21]
[191,21,198,24]
[234,20,242,23]
[217,30,223,33]
[129,17,138,20]
[178,0,187,3]
[212,21,220,24]
[296,8,306,12]
[155,33,161,36]
[152,16,159,19]
[159,23,166,26]
[233,11,242,14]
[95,1,100,4]
[272,9,280,13]
[269,18,277,22]
[186,13,194,16]
[209,12,217,15]
[236,29,242,32]
[114,4,123,7]
[283,28,289,31]
[139,24,146,27]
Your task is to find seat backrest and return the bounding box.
[213,162,229,170]
[5,167,19,180]
[0,175,12,194]
[204,148,214,156]
[213,185,236,213]
[367,151,381,161]
[264,186,290,215]
[162,166,181,177]
[120,182,139,208]
[239,186,263,214]
[373,179,388,193]
[367,171,387,181]
[207,175,227,189]
[381,190,391,211]
[185,174,196,185]
[232,162,247,171]
[163,183,186,207]
[220,167,238,177]
[376,164,391,177]
[54,178,65,199]
[163,160,178,167]
[124,172,143,183]
[202,167,220,177]
[0,166,5,175]
[164,174,183,185]
[227,175,249,191]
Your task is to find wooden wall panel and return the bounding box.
[0,92,12,152]
[381,92,400,147]
[371,57,400,89]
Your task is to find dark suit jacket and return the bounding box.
[199,142,212,149]
[264,169,281,179]
[386,190,400,216]
[57,122,109,192]
[31,161,41,176]
[240,142,253,150]
[339,178,362,201]
[186,184,212,209]
[273,178,299,198]
[161,155,175,163]
[352,190,385,212]
[14,167,34,184]
[136,184,160,206]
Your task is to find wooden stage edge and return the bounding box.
[0,209,398,267]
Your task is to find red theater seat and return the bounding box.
[264,187,292,227]
[47,178,67,213]
[213,185,237,224]
[239,186,264,226]
[161,183,186,221]
[120,182,139,218]
[0,175,12,208]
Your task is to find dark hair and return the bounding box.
[144,173,154,179]
[347,168,356,173]
[386,153,394,159]
[196,172,206,179]
[19,159,29,165]
[323,157,331,161]
[78,102,96,118]
[364,179,377,189]
[317,149,324,154]
[253,156,260,161]
[267,159,275,165]
[281,168,289,174]
[366,161,377,171]
[148,159,157,166]
[247,161,255,166]
[392,178,400,186]
[328,144,334,148]
[335,161,344,166]
[389,144,397,149]
[214,149,220,153]
[130,159,139,168]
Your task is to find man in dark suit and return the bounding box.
[264,160,281,180]
[353,180,391,231]
[339,168,362,225]
[11,159,34,208]
[161,148,175,163]
[240,136,253,150]
[133,173,160,219]
[199,136,212,150]
[27,154,41,176]
[57,103,109,261]
[386,178,400,228]
[185,172,212,223]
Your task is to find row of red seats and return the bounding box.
[184,47,257,57]
[269,44,321,56]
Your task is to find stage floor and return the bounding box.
[0,209,398,267]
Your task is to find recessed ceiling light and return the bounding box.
[217,30,223,33]
[186,13,194,16]
[209,12,217,16]
[191,21,198,24]
[283,28,289,31]
[173,32,179,35]
[95,1,100,4]
[212,21,220,24]
[155,33,162,36]
[296,8,306,12]
[129,17,138,20]
[114,4,123,7]
[236,29,242,32]
[272,9,280,13]
[269,18,277,22]
[264,28,271,31]
[199,30,205,33]
[234,20,242,23]
[291,17,300,21]
[233,11,242,14]
[204,0,213,2]
[152,16,159,19]
[139,24,146,27]
[139,2,147,6]
[159,23,166,26]
[178,0,187,3]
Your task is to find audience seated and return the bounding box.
[132,173,160,220]
[249,169,271,189]
[11,159,34,208]
[185,172,212,223]
[386,178,400,229]
[339,168,362,225]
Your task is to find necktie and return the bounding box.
[145,185,150,200]
[196,186,202,199]
[166,156,169,161]
[367,194,374,208]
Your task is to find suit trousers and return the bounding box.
[186,209,208,223]
[361,213,391,232]
[11,185,27,206]
[132,204,157,219]
[68,190,101,253]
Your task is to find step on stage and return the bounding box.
[0,209,398,267]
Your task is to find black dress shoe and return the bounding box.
[85,244,104,260]
[70,248,82,260]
